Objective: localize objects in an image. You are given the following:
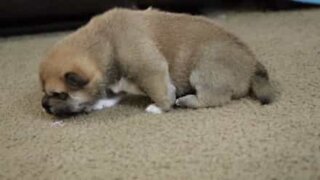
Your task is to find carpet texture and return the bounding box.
[0,9,320,180]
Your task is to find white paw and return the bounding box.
[145,104,163,114]
[92,97,121,111]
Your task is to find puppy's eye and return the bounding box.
[64,72,89,88]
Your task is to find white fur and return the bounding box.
[145,104,163,114]
[92,97,121,110]
[110,77,145,95]
[50,121,64,128]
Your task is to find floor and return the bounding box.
[0,8,319,180]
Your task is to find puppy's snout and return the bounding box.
[42,95,52,114]
[50,92,69,100]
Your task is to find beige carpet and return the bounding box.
[0,9,320,180]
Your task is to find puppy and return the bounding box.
[39,8,275,117]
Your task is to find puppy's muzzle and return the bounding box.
[42,95,52,114]
[42,92,78,117]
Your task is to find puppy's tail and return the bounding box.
[250,62,275,105]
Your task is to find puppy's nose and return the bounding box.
[42,96,52,114]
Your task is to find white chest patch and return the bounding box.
[92,97,121,110]
[110,78,145,95]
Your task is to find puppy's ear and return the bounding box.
[64,72,89,88]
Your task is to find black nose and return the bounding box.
[42,96,52,114]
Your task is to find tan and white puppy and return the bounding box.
[39,8,275,117]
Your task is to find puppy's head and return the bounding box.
[39,46,105,117]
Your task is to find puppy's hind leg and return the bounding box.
[176,69,232,109]
[175,94,200,108]
[175,88,232,109]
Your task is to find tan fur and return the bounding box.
[39,8,274,116]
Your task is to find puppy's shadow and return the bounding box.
[119,95,152,107]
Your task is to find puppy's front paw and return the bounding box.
[145,104,163,114]
[92,97,121,111]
